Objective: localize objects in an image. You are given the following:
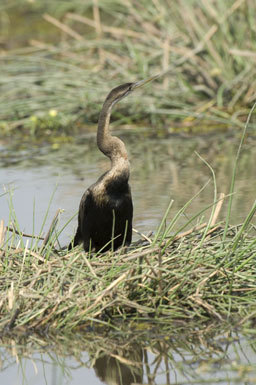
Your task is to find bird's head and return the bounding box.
[105,75,159,108]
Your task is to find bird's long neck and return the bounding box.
[97,99,130,181]
[97,99,113,157]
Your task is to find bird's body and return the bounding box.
[70,83,136,252]
[71,159,133,252]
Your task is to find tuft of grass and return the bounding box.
[0,0,256,134]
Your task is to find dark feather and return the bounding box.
[69,183,132,252]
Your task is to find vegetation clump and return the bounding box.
[0,0,256,134]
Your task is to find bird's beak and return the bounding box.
[132,74,160,90]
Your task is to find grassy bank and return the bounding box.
[0,0,256,135]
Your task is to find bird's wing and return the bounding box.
[69,189,93,249]
[79,189,92,219]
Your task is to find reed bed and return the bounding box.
[0,0,256,133]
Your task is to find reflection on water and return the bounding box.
[0,132,256,245]
[94,346,143,385]
[1,325,256,385]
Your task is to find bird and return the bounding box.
[69,76,156,253]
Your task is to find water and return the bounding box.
[0,3,62,50]
[1,328,256,385]
[1,132,256,245]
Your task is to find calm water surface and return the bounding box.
[1,132,255,245]
[1,328,256,385]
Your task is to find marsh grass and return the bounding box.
[0,0,256,133]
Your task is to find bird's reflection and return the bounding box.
[93,345,143,385]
